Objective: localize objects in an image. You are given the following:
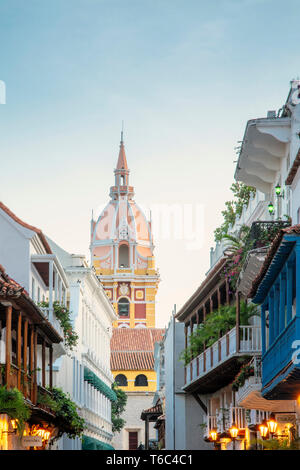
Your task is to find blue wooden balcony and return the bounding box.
[261,315,300,398]
[252,230,300,399]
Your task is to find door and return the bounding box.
[128,431,138,450]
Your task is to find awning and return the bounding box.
[84,367,117,402]
[82,435,114,450]
[141,403,162,421]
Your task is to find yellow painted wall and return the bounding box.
[112,370,157,392]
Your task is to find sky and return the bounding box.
[0,0,300,327]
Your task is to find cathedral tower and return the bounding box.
[90,134,160,329]
[90,135,163,449]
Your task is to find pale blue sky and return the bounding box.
[0,0,300,326]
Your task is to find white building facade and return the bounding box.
[0,201,68,363]
[48,240,118,450]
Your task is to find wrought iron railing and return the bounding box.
[249,220,291,249]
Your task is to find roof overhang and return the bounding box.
[237,247,268,298]
[235,117,291,194]
[251,235,296,303]
[31,254,69,289]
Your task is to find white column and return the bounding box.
[58,278,62,304]
[49,260,54,322]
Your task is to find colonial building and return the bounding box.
[47,240,118,450]
[90,135,163,449]
[0,202,68,362]
[173,81,300,450]
[0,264,63,450]
[0,203,70,450]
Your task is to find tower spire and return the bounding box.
[116,125,128,171]
[110,128,133,199]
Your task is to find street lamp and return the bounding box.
[267,413,278,438]
[210,429,218,442]
[275,184,282,196]
[268,202,274,215]
[229,422,239,450]
[259,419,269,440]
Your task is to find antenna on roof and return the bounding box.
[121,120,124,144]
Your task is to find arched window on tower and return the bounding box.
[134,374,148,387]
[118,297,129,317]
[115,374,128,387]
[119,244,129,268]
[120,175,125,186]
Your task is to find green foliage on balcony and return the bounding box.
[0,386,31,436]
[180,301,259,365]
[255,438,300,450]
[214,183,256,242]
[37,387,85,440]
[231,362,255,391]
[38,301,79,350]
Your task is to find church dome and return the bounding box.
[92,199,153,257]
[90,136,155,270]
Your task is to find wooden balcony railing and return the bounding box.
[0,363,33,401]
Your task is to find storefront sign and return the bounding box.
[275,413,296,424]
[21,436,42,447]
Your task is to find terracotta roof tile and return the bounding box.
[249,224,300,299]
[0,264,25,298]
[111,351,154,370]
[0,201,52,254]
[110,328,165,371]
[111,328,165,352]
[141,403,162,420]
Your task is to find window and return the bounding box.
[118,298,129,317]
[115,374,128,386]
[119,244,129,267]
[134,374,148,387]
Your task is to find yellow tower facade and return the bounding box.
[90,134,160,329]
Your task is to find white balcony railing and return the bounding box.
[235,357,262,406]
[248,409,270,426]
[185,325,261,387]
[230,406,246,429]
[40,306,64,339]
[31,253,68,340]
[206,406,271,438]
[207,415,217,433]
[207,405,248,436]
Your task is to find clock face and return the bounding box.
[120,283,129,296]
